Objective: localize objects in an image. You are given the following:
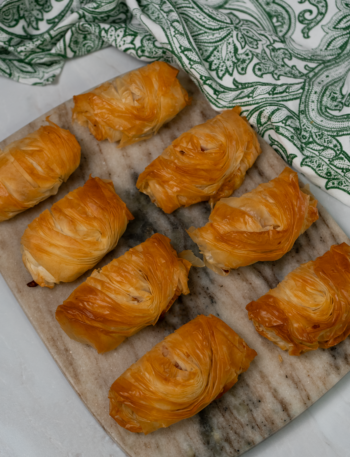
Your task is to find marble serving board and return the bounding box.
[1,72,350,457]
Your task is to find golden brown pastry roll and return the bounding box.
[109,314,257,434]
[72,62,190,148]
[21,176,133,288]
[188,168,319,275]
[246,243,350,356]
[136,107,261,213]
[55,233,192,353]
[0,120,81,221]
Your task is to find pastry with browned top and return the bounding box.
[247,243,350,355]
[137,107,261,213]
[56,234,192,353]
[188,168,319,275]
[72,62,190,148]
[21,176,133,288]
[0,120,80,221]
[109,314,257,434]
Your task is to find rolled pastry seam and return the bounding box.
[179,250,205,267]
[55,233,192,353]
[0,118,81,221]
[187,167,319,275]
[21,176,133,288]
[136,107,261,213]
[109,314,257,434]
[72,61,190,147]
[246,243,350,356]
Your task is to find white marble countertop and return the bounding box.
[0,47,350,457]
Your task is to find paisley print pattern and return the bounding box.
[0,0,350,205]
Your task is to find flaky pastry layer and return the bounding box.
[247,243,350,355]
[21,176,133,288]
[56,234,191,353]
[137,107,261,213]
[72,62,190,147]
[0,120,80,221]
[188,168,319,275]
[109,314,257,434]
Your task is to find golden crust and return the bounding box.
[72,62,190,147]
[188,168,319,275]
[21,176,133,288]
[0,120,81,221]
[108,314,257,434]
[136,107,261,213]
[246,243,350,356]
[55,234,192,353]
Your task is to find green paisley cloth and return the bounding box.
[1,0,350,205]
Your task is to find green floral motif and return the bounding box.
[268,135,297,166]
[136,34,167,59]
[69,23,104,57]
[0,0,52,31]
[298,0,328,39]
[0,0,350,205]
[253,47,304,80]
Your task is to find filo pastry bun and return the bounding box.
[0,120,80,221]
[247,243,350,355]
[21,176,133,288]
[188,168,319,275]
[56,234,192,353]
[137,107,261,213]
[72,62,190,148]
[109,314,257,434]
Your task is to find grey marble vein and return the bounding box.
[0,72,350,457]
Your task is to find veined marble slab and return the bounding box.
[0,72,349,457]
